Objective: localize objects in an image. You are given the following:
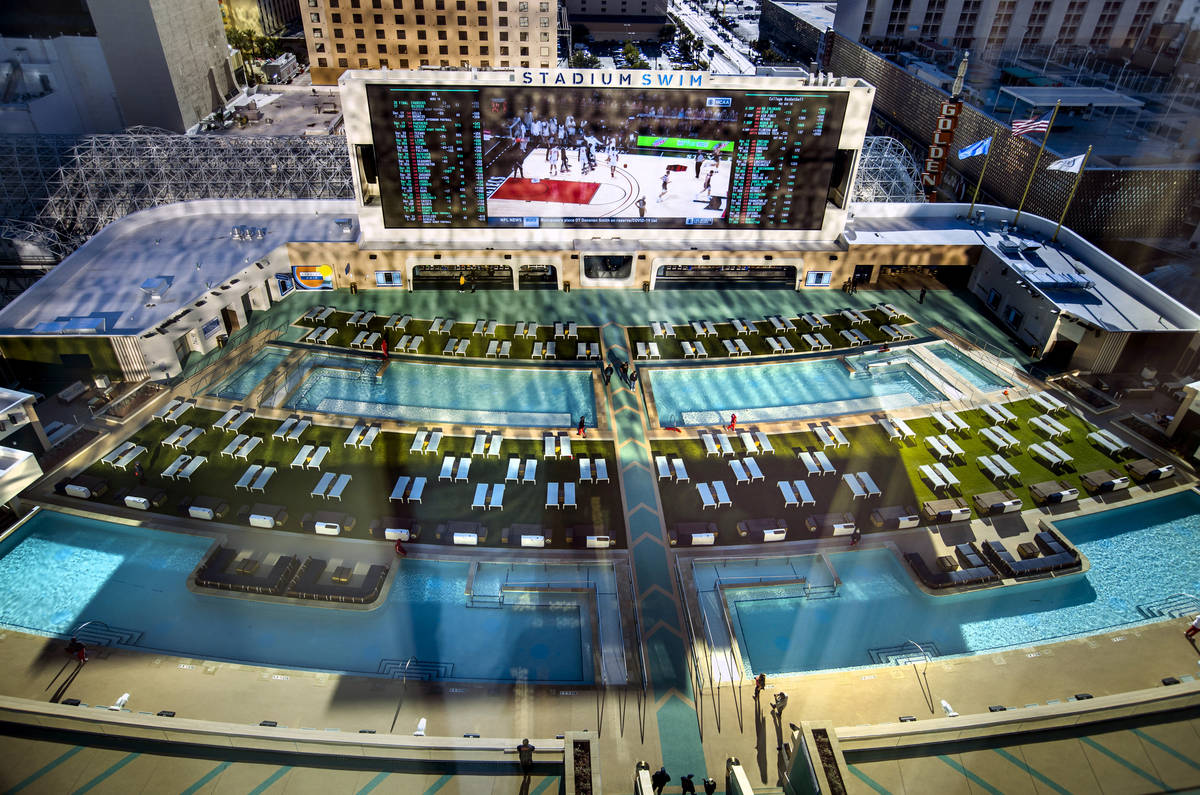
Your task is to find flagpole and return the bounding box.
[1052,145,1092,242]
[966,143,993,218]
[1013,99,1060,226]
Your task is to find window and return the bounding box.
[481,59,489,66]
[501,59,509,66]
[331,12,341,21]
[415,13,424,22]
[375,271,404,286]
[539,16,549,26]
[520,59,529,66]
[520,16,529,26]
[479,31,487,40]
[308,0,318,6]
[438,29,447,39]
[398,30,406,39]
[518,1,528,9]
[460,45,469,54]
[804,271,832,287]
[540,31,548,40]
[498,16,508,25]
[375,28,384,37]
[480,46,488,54]
[338,57,348,65]
[357,43,367,52]
[477,15,486,24]
[395,13,404,22]
[318,57,328,66]
[378,43,387,52]
[439,44,448,53]
[336,42,346,51]
[398,43,407,52]
[329,0,338,5]
[400,58,409,66]
[379,57,388,67]
[500,45,509,54]
[539,45,548,55]
[478,1,486,8]
[374,13,383,22]
[986,288,1002,310]
[315,42,326,52]
[352,12,362,21]
[417,29,426,38]
[436,14,446,23]
[418,44,427,52]
[458,30,467,39]
[310,12,321,22]
[334,27,344,37]
[498,1,506,9]
[359,57,369,66]
[457,14,466,24]
[457,0,466,7]
[312,27,323,37]
[520,31,527,40]
[500,31,508,40]
[520,45,528,54]
[1002,306,1024,330]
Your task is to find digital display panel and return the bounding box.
[365,83,848,230]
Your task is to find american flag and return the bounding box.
[1012,111,1054,137]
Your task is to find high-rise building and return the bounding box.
[835,0,1198,56]
[303,0,560,86]
[562,0,669,42]
[0,0,238,134]
[220,0,303,37]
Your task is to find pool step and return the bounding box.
[1138,593,1200,619]
[868,640,941,666]
[468,592,505,608]
[377,658,455,680]
[805,583,839,600]
[75,623,144,648]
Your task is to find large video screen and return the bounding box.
[365,83,848,231]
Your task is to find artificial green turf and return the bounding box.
[625,309,915,360]
[650,397,1128,544]
[296,311,601,360]
[81,406,627,548]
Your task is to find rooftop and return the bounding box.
[198,87,344,137]
[0,199,358,336]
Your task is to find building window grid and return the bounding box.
[1059,0,1087,41]
[1123,0,1156,47]
[884,0,912,39]
[952,0,980,49]
[1091,0,1121,46]
[919,0,945,39]
[1022,0,1052,46]
[985,0,1015,52]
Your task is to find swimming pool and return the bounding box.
[205,349,288,400]
[926,342,1012,391]
[0,511,610,683]
[222,350,596,427]
[649,357,948,426]
[702,490,1200,675]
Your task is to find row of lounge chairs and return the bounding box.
[442,338,471,356]
[545,482,577,509]
[925,433,965,462]
[471,429,505,458]
[505,458,539,483]
[636,342,662,360]
[290,444,330,469]
[213,408,255,433]
[544,433,574,459]
[162,424,204,450]
[152,399,194,424]
[349,331,381,350]
[655,455,689,482]
[728,457,764,484]
[839,309,871,326]
[778,479,815,507]
[161,454,207,481]
[394,335,424,353]
[303,327,337,345]
[220,434,262,460]
[486,340,513,358]
[310,471,352,500]
[723,338,753,356]
[1031,413,1071,440]
[796,449,837,476]
[388,475,427,503]
[235,463,276,493]
[576,342,601,360]
[842,471,881,499]
[343,422,380,449]
[409,429,443,455]
[273,416,312,441]
[471,483,505,510]
[697,480,732,509]
[839,329,871,347]
[879,324,915,342]
[815,425,849,449]
[439,456,473,482]
[470,319,500,337]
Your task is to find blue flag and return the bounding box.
[958,137,992,159]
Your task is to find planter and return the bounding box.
[564,730,600,795]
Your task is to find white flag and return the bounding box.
[1047,154,1086,174]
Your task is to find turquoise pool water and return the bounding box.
[927,342,1011,391]
[260,352,596,428]
[0,511,599,683]
[706,490,1200,675]
[205,349,287,400]
[649,358,947,426]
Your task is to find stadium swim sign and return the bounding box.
[520,70,706,88]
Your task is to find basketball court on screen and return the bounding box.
[486,147,732,220]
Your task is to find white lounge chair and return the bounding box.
[559,434,572,459]
[488,483,504,510]
[546,482,559,508]
[443,338,457,356]
[221,434,249,457]
[918,463,946,490]
[409,430,429,454]
[767,337,783,354]
[523,458,537,483]
[212,408,238,430]
[177,428,204,450]
[697,482,716,509]
[344,423,365,447]
[815,451,836,475]
[712,481,731,507]
[730,459,749,484]
[228,411,252,432]
[162,454,190,480]
[471,319,486,337]
[843,473,867,499]
[359,426,380,449]
[455,457,471,482]
[735,339,751,356]
[472,431,487,458]
[636,342,649,360]
[672,458,689,482]
[544,434,557,459]
[793,479,816,506]
[656,454,671,479]
[407,336,423,353]
[858,471,881,497]
[328,473,352,501]
[390,475,411,501]
[408,477,426,503]
[579,458,593,482]
[723,339,738,356]
[102,441,135,466]
[235,464,261,491]
[349,331,368,349]
[273,417,297,439]
[178,456,206,481]
[308,472,333,498]
[291,444,314,468]
[307,446,329,470]
[454,339,469,356]
[717,433,735,456]
[499,341,512,358]
[152,399,181,422]
[486,340,499,358]
[744,458,764,481]
[595,458,608,482]
[488,433,503,457]
[235,437,262,460]
[506,458,521,482]
[755,431,774,453]
[251,467,275,493]
[682,341,697,358]
[778,480,798,507]
[701,432,719,457]
[798,450,820,477]
[472,483,489,510]
[425,430,442,454]
[563,484,577,509]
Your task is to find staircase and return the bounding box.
[1138,593,1200,620]
[377,658,455,680]
[73,622,143,647]
[868,640,941,666]
[467,592,504,608]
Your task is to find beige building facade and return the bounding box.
[303,0,559,85]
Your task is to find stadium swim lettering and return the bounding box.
[521,70,705,88]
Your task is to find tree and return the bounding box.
[659,22,676,42]
[622,40,649,69]
[569,51,601,68]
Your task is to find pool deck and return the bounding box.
[6,284,1200,792]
